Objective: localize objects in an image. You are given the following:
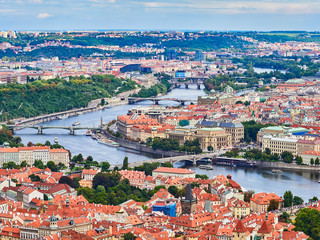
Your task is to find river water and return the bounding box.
[15,84,320,200]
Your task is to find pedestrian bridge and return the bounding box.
[7,125,101,135]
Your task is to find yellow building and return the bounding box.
[261,135,298,156]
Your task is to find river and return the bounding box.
[14,84,320,201]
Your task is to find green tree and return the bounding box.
[45,140,51,146]
[310,158,315,165]
[34,160,45,169]
[122,156,129,170]
[46,161,58,172]
[101,162,110,172]
[309,196,319,203]
[86,156,93,163]
[294,208,320,240]
[283,191,293,207]
[168,186,179,197]
[207,145,213,152]
[279,211,291,223]
[315,157,320,166]
[244,190,255,203]
[293,196,304,206]
[264,148,271,155]
[3,161,18,169]
[29,174,41,182]
[92,172,121,190]
[195,174,209,180]
[267,199,279,212]
[123,232,136,240]
[20,161,28,168]
[59,176,79,189]
[281,151,293,163]
[161,162,173,168]
[296,156,303,165]
[101,98,105,106]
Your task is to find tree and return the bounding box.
[101,98,105,106]
[92,172,121,190]
[161,162,173,168]
[29,174,41,182]
[168,186,179,197]
[207,145,213,152]
[34,160,45,169]
[294,208,320,240]
[310,158,315,165]
[264,148,271,155]
[45,140,51,146]
[20,161,28,168]
[315,157,320,166]
[244,190,255,203]
[3,161,18,169]
[283,191,293,207]
[101,162,110,172]
[86,156,93,163]
[281,151,293,163]
[47,161,58,172]
[293,196,304,206]
[309,196,319,203]
[122,156,129,170]
[279,211,291,223]
[59,176,79,189]
[295,156,303,165]
[123,232,136,240]
[267,199,279,211]
[195,174,209,180]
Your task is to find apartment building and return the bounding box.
[261,135,298,155]
[0,147,69,167]
[250,193,283,212]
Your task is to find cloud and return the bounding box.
[134,0,320,15]
[37,12,52,19]
[29,0,42,3]
[90,0,116,3]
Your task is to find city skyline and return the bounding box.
[1,0,320,31]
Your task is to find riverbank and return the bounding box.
[102,130,185,158]
[258,161,320,172]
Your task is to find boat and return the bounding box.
[199,165,213,170]
[54,137,58,144]
[86,130,91,136]
[57,115,68,120]
[91,134,97,140]
[272,169,283,174]
[72,121,80,126]
[98,138,119,147]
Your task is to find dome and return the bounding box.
[48,195,53,201]
[50,213,57,222]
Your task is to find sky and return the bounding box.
[1,0,320,31]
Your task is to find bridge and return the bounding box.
[128,97,195,105]
[7,125,101,135]
[170,77,209,90]
[111,152,232,169]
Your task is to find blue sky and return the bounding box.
[1,0,320,31]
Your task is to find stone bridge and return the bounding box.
[127,97,195,105]
[7,125,101,135]
[112,152,228,169]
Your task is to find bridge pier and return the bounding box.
[197,84,201,90]
[70,127,74,135]
[185,83,189,89]
[180,101,185,106]
[153,100,159,105]
[193,157,197,166]
[37,126,42,135]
